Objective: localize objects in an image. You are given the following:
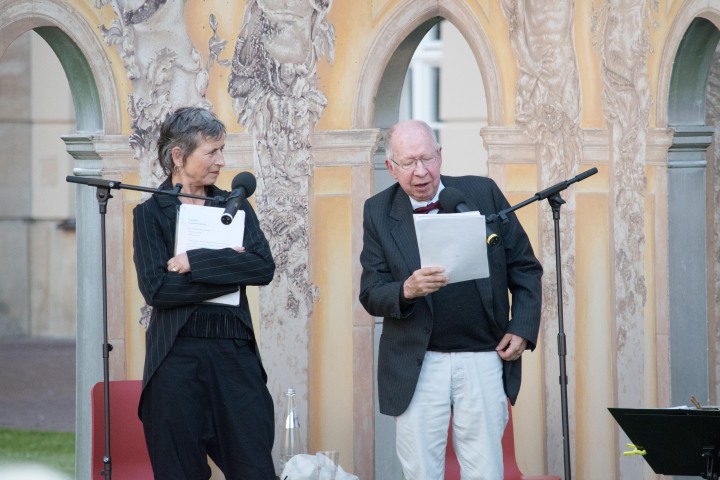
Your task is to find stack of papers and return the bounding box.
[175,204,245,305]
[413,211,489,283]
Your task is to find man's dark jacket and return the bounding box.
[359,175,542,416]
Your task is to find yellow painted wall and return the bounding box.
[309,166,355,458]
[6,0,716,478]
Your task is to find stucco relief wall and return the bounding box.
[5,1,720,479]
[227,0,335,452]
[594,2,657,478]
[96,0,227,189]
[93,3,232,390]
[593,8,655,477]
[95,0,337,470]
[501,2,582,474]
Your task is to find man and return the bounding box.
[359,119,542,479]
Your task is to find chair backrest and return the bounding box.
[445,399,560,480]
[91,380,153,480]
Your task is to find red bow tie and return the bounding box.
[413,201,441,214]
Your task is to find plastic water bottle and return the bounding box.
[278,388,305,471]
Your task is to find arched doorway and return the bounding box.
[0,3,122,477]
[0,30,76,339]
[372,19,490,478]
[354,2,497,475]
[665,16,720,410]
[0,26,77,477]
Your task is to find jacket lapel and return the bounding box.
[156,179,181,221]
[387,186,432,311]
[154,180,226,221]
[389,187,420,274]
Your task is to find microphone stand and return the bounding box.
[486,167,598,480]
[65,176,225,479]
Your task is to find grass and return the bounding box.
[0,428,75,477]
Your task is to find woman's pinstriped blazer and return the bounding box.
[132,178,275,412]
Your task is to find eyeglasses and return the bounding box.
[390,154,438,171]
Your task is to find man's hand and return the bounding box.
[403,266,448,299]
[496,333,527,361]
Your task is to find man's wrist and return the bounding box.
[400,282,415,304]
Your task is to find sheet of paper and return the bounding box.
[413,212,489,283]
[175,204,245,306]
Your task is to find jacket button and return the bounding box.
[423,327,430,334]
[416,358,422,366]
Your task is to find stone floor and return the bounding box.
[0,337,76,432]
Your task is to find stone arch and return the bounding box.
[0,1,121,133]
[350,2,503,477]
[0,3,124,479]
[667,17,720,126]
[656,2,720,408]
[353,0,503,130]
[657,5,720,127]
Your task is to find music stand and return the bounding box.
[609,407,720,479]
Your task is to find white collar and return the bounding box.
[409,182,445,211]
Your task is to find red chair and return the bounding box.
[91,380,154,479]
[445,400,561,480]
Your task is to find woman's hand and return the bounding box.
[167,252,190,274]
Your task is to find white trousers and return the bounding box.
[395,351,508,480]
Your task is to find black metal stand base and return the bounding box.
[488,167,598,480]
[67,175,226,480]
[703,447,720,480]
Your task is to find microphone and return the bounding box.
[221,172,256,225]
[439,187,501,246]
[439,187,472,213]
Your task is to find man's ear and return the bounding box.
[385,159,398,179]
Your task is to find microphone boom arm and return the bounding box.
[485,167,598,224]
[66,175,229,204]
[66,172,246,479]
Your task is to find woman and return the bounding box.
[132,106,276,479]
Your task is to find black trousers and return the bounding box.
[141,337,275,479]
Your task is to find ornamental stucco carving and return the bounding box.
[227,0,335,424]
[501,1,581,471]
[95,1,336,416]
[96,0,229,186]
[592,1,656,477]
[227,0,334,319]
[592,1,654,347]
[96,0,229,328]
[501,0,581,315]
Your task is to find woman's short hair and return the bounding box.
[157,107,226,178]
